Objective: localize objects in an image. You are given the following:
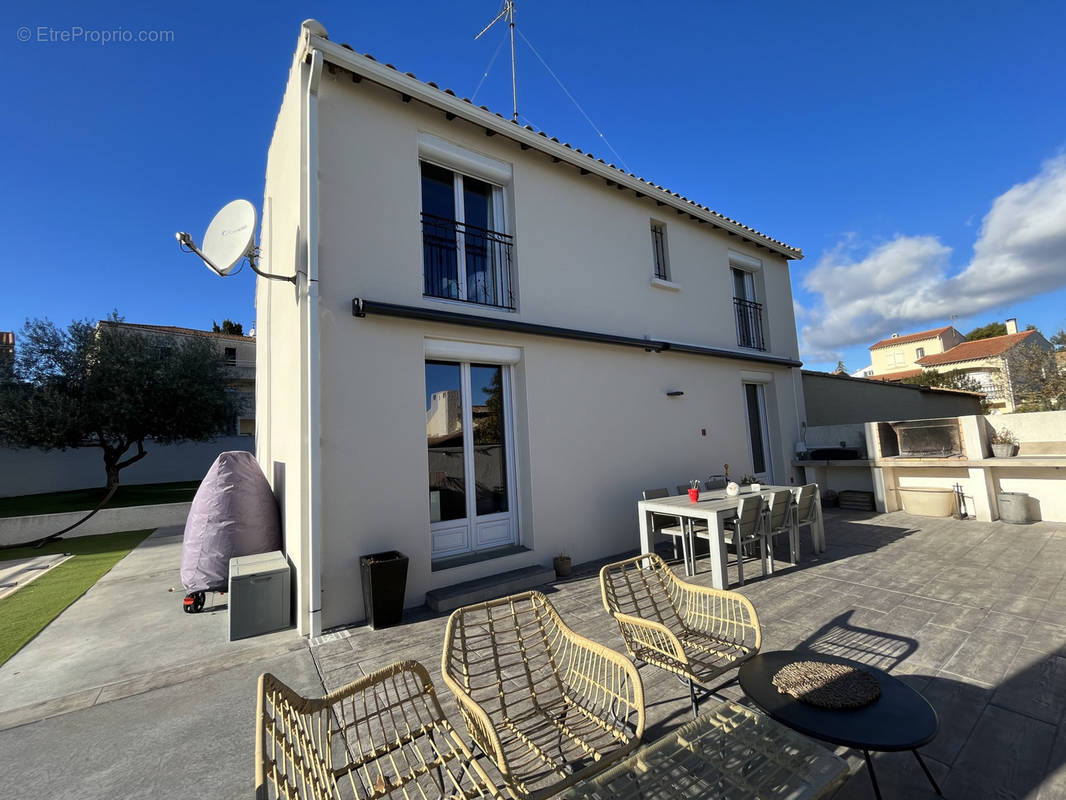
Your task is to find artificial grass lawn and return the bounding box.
[0,481,199,519]
[0,530,152,666]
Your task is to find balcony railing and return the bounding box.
[734,297,766,351]
[422,213,515,311]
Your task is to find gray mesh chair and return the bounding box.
[762,489,797,573]
[793,483,824,554]
[721,494,766,585]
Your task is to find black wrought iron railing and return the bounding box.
[734,297,766,351]
[422,213,515,311]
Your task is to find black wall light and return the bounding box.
[666,390,684,397]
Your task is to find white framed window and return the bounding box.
[418,135,515,310]
[888,351,905,367]
[730,254,765,351]
[915,347,925,359]
[650,220,669,280]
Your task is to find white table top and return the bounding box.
[639,485,794,516]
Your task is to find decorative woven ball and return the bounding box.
[772,660,881,709]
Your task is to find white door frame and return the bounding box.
[742,381,773,483]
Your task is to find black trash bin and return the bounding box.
[360,550,409,629]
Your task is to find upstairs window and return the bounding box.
[224,346,237,366]
[650,221,670,280]
[420,161,514,310]
[731,264,766,351]
[915,347,925,359]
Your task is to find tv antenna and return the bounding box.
[475,1,518,122]
[175,199,296,284]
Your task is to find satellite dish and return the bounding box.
[176,200,296,283]
[201,199,256,276]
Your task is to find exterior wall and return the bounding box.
[256,49,312,632]
[316,315,801,627]
[0,436,253,498]
[802,371,982,426]
[314,74,799,359]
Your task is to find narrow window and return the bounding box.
[224,346,237,366]
[650,221,669,280]
[916,347,925,359]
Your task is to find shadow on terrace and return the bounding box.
[308,509,1066,798]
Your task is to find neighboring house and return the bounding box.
[255,20,808,636]
[100,322,256,434]
[914,320,1053,413]
[867,326,965,377]
[849,364,875,378]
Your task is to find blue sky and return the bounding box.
[2,1,1064,372]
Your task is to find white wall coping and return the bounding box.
[0,502,191,548]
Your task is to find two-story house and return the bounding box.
[256,20,807,635]
[867,326,966,380]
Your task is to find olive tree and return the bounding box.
[0,314,240,546]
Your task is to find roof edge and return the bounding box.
[301,28,803,261]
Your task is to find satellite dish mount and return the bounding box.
[176,199,296,284]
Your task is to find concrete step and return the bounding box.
[425,564,555,613]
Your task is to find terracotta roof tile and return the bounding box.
[101,321,255,343]
[869,327,955,351]
[917,331,1037,366]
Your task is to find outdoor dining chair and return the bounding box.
[793,483,824,554]
[441,590,645,800]
[762,488,798,573]
[600,552,761,718]
[722,493,768,585]
[255,659,503,800]
[642,487,702,562]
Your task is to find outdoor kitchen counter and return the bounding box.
[795,457,1066,468]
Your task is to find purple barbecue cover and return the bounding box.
[181,451,281,592]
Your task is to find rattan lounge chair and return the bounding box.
[441,591,645,800]
[600,552,761,717]
[256,659,503,799]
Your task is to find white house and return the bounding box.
[256,20,808,636]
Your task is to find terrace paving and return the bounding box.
[1,510,1064,798]
[311,509,1066,799]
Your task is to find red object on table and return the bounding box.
[687,488,700,502]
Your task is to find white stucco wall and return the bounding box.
[257,48,312,633]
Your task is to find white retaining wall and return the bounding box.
[0,437,252,498]
[0,502,191,548]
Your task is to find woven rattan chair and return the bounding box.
[256,659,503,800]
[441,590,645,800]
[600,552,761,717]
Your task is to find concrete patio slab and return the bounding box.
[0,525,304,724]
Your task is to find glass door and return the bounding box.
[426,360,516,559]
[743,382,773,484]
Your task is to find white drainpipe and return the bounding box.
[303,33,324,637]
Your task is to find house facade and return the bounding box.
[915,321,1053,413]
[867,326,965,379]
[256,20,807,636]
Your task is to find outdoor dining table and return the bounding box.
[637,485,824,588]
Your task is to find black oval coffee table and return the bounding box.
[739,651,941,799]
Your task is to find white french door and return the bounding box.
[426,360,517,559]
[743,382,773,483]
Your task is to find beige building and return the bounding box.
[255,20,808,635]
[915,321,1053,413]
[101,322,256,435]
[867,326,965,379]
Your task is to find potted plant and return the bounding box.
[739,474,759,492]
[553,552,572,578]
[989,427,1018,458]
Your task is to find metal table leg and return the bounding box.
[863,750,883,800]
[912,749,943,796]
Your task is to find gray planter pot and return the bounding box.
[991,443,1016,458]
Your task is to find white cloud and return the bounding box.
[800,155,1066,360]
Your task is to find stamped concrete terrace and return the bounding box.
[312,509,1066,799]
